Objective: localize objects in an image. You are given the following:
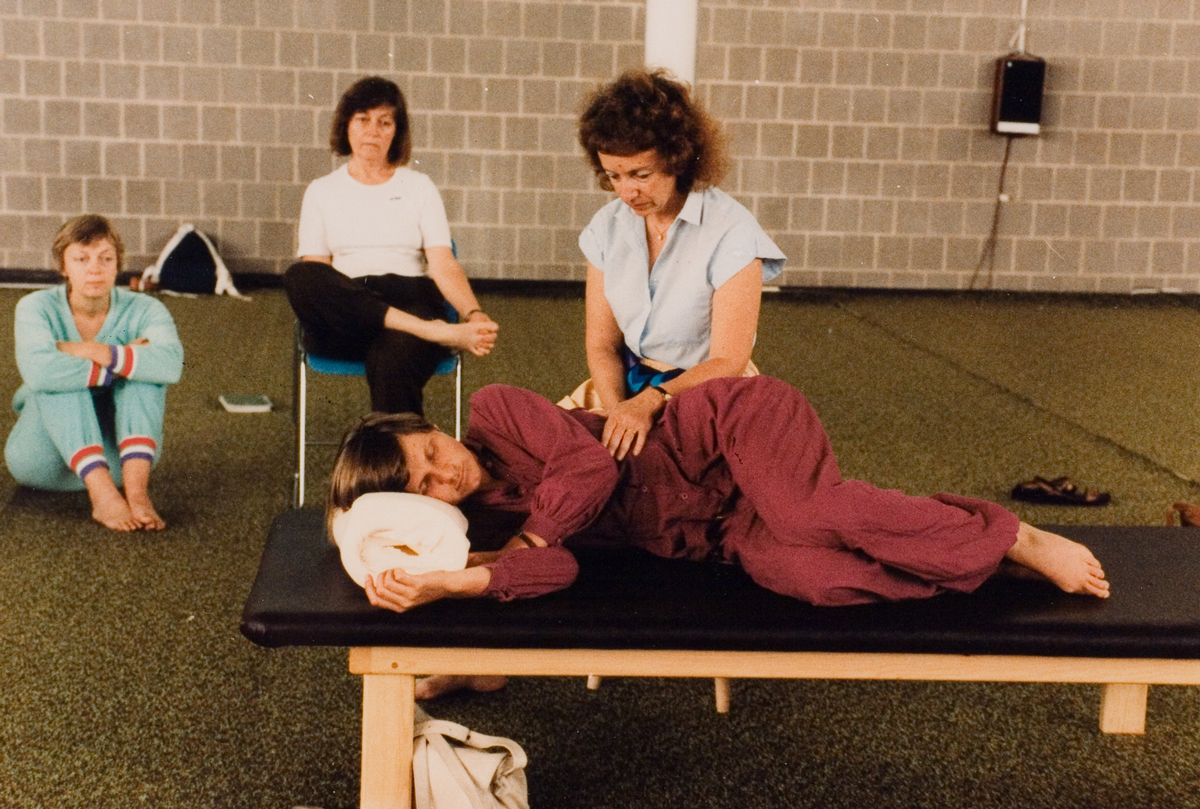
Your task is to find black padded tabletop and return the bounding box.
[241,508,1200,659]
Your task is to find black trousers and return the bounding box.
[283,261,452,415]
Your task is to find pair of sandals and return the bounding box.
[1010,476,1111,507]
[1012,478,1200,527]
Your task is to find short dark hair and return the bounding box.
[327,411,436,530]
[578,68,728,195]
[329,76,411,166]
[51,214,124,276]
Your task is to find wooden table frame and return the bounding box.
[240,517,1200,809]
[348,645,1200,809]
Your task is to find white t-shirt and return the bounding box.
[296,164,453,279]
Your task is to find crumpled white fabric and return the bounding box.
[330,492,470,586]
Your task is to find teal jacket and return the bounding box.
[13,285,183,406]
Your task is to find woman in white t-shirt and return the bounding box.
[285,76,498,414]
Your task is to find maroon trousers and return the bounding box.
[658,377,1020,606]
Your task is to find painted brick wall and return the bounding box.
[710,0,1200,292]
[2,0,1197,292]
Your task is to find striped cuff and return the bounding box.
[108,344,136,378]
[86,345,136,387]
[87,363,114,387]
[70,445,108,480]
[119,436,157,465]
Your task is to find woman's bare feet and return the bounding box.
[122,458,166,529]
[414,674,508,700]
[1004,523,1110,598]
[83,468,139,531]
[126,490,166,530]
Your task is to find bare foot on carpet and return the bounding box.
[90,490,138,531]
[1004,523,1109,598]
[127,490,166,530]
[121,458,165,530]
[84,469,139,531]
[415,675,508,700]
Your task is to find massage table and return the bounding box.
[241,509,1200,809]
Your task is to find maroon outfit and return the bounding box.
[464,377,1020,607]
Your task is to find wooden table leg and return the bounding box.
[1099,683,1148,734]
[360,672,415,809]
[714,677,730,713]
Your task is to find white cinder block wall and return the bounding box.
[2,0,1198,292]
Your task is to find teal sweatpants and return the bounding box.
[4,381,167,491]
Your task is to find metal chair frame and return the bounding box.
[292,319,461,508]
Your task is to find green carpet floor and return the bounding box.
[1,286,1198,808]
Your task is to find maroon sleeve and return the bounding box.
[470,384,618,546]
[479,546,580,601]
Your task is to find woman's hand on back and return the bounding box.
[601,389,663,460]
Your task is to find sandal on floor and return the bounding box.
[1165,501,1200,526]
[1011,476,1111,506]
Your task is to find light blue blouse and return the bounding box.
[578,187,785,370]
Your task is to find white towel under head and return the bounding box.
[330,492,470,586]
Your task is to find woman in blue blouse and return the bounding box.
[567,68,786,461]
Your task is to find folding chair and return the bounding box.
[292,305,462,508]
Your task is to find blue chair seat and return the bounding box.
[305,352,458,378]
[304,355,366,376]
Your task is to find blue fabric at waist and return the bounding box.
[624,348,684,395]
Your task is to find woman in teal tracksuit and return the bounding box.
[5,215,183,530]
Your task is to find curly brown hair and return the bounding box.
[578,68,727,195]
[51,214,124,276]
[329,76,411,166]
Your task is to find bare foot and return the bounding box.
[126,490,166,530]
[1004,523,1110,598]
[121,457,165,529]
[414,674,508,700]
[431,321,498,356]
[83,468,139,531]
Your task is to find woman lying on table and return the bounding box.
[330,376,1109,616]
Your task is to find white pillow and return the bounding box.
[330,492,470,586]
